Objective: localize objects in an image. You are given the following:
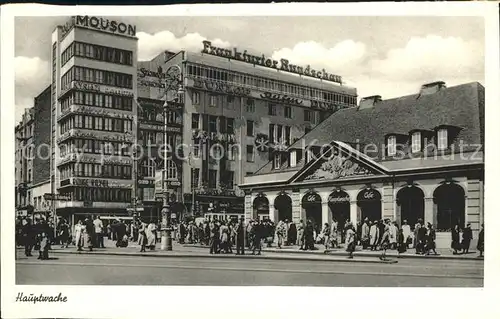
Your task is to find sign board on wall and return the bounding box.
[73,81,134,97]
[155,171,164,195]
[61,15,137,38]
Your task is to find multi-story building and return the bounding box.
[137,43,357,221]
[50,16,138,225]
[240,81,484,246]
[15,108,35,216]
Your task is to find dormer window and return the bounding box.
[387,135,397,156]
[290,150,297,168]
[437,128,448,150]
[411,131,422,153]
[273,153,281,170]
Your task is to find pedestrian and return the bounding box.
[251,221,262,255]
[74,220,84,251]
[146,221,156,250]
[345,223,356,259]
[276,220,286,249]
[414,219,422,250]
[59,219,70,248]
[397,227,407,255]
[330,219,339,248]
[37,232,50,260]
[219,221,230,254]
[369,220,379,251]
[322,223,331,250]
[451,224,462,255]
[389,221,398,250]
[235,218,246,255]
[85,217,95,251]
[379,223,391,261]
[22,218,34,257]
[477,224,484,258]
[361,218,370,249]
[401,220,412,249]
[209,220,218,254]
[93,216,104,248]
[461,223,473,254]
[303,219,315,250]
[425,223,438,255]
[288,221,297,246]
[138,219,147,252]
[297,220,305,248]
[416,221,427,254]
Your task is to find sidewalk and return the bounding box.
[182,243,483,261]
[41,239,397,264]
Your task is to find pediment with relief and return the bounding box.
[301,150,380,181]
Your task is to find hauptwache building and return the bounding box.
[240,81,485,241]
[135,41,357,221]
[51,16,138,225]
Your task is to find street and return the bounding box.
[16,253,483,287]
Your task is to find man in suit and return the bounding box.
[235,218,246,255]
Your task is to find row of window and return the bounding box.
[59,139,132,157]
[190,168,235,189]
[139,130,182,147]
[61,188,132,203]
[186,63,357,105]
[387,128,451,156]
[61,66,133,91]
[140,108,182,125]
[269,124,292,145]
[61,41,134,67]
[59,163,132,180]
[191,114,235,134]
[140,159,178,180]
[59,114,133,134]
[192,91,321,123]
[61,91,133,112]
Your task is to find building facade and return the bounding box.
[50,16,138,225]
[15,108,35,216]
[240,82,485,243]
[136,45,357,221]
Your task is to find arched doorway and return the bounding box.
[357,188,382,222]
[275,193,292,222]
[328,190,350,230]
[434,183,465,231]
[302,192,322,230]
[397,186,425,227]
[253,194,269,221]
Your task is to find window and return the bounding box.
[246,145,255,162]
[411,132,422,153]
[209,95,217,107]
[387,135,397,156]
[226,118,234,134]
[166,160,178,180]
[268,103,277,116]
[437,129,448,150]
[285,106,292,119]
[227,95,235,103]
[269,124,275,143]
[142,158,155,178]
[273,154,281,169]
[304,109,312,122]
[208,169,217,189]
[247,120,254,136]
[28,169,32,182]
[193,91,200,104]
[193,144,200,157]
[191,113,200,130]
[142,188,155,201]
[285,126,291,145]
[246,99,255,113]
[191,168,200,188]
[209,116,217,133]
[226,171,234,189]
[227,144,237,161]
[290,150,297,167]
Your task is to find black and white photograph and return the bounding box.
[1,2,499,319]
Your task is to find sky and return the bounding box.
[14,16,485,122]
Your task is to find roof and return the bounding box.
[254,82,484,175]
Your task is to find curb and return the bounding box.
[182,245,482,261]
[48,249,397,264]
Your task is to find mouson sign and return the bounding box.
[61,16,137,38]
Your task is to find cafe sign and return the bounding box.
[260,92,303,105]
[202,40,342,84]
[61,16,137,38]
[328,193,350,204]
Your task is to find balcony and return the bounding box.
[57,153,133,167]
[191,129,236,144]
[56,129,135,144]
[58,104,134,122]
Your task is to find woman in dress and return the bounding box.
[397,227,407,255]
[138,219,147,252]
[425,223,438,255]
[146,221,156,250]
[276,220,286,249]
[369,220,380,251]
[379,223,391,261]
[477,224,484,258]
[345,223,356,259]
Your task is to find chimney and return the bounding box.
[419,81,446,96]
[358,95,382,110]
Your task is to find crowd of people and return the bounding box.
[16,214,485,260]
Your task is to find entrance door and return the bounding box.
[357,189,382,222]
[302,192,322,230]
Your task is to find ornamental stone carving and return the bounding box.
[304,154,374,181]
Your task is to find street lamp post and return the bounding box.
[160,65,183,251]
